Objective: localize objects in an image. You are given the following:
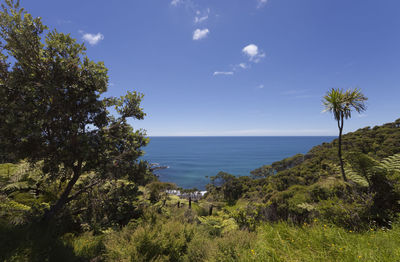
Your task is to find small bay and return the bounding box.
[143,136,335,189]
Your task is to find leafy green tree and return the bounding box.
[0,0,150,220]
[323,88,367,181]
[210,172,243,204]
[146,181,176,203]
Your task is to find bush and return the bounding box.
[317,196,373,230]
[62,232,105,260]
[104,219,195,261]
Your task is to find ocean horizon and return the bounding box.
[143,136,336,190]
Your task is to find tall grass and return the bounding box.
[100,218,400,261]
[1,218,400,261]
[242,222,400,262]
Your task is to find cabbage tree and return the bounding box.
[323,88,367,181]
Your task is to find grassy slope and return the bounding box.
[69,212,400,262]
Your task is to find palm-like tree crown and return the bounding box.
[322,87,367,182]
[323,88,367,121]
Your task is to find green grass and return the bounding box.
[245,222,400,262]
[98,218,400,261]
[1,203,400,261]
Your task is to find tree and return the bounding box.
[0,0,151,220]
[323,88,367,181]
[146,181,177,203]
[210,172,243,204]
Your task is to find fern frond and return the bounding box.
[345,166,369,187]
[2,181,30,192]
[379,153,400,173]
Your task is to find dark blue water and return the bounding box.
[143,137,335,189]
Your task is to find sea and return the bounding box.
[142,136,335,190]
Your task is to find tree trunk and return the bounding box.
[189,196,192,209]
[43,160,82,221]
[338,116,347,181]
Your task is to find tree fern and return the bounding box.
[345,153,400,187]
[345,166,369,187]
[379,153,400,173]
[0,198,31,225]
[0,161,44,195]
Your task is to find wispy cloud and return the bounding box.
[242,44,266,63]
[193,28,209,40]
[81,32,104,45]
[257,84,264,89]
[171,1,212,41]
[237,63,249,69]
[170,0,198,13]
[219,46,265,77]
[257,0,268,8]
[171,0,182,6]
[239,63,248,69]
[232,63,250,72]
[213,71,234,76]
[194,8,210,23]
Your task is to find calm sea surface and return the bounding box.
[142,136,335,189]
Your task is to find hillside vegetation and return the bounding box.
[206,118,400,230]
[1,118,400,261]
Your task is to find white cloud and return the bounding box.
[193,28,209,40]
[232,63,250,71]
[238,63,248,69]
[257,84,264,89]
[243,44,258,57]
[257,0,268,8]
[194,8,210,23]
[242,44,265,63]
[81,32,104,45]
[171,0,181,6]
[194,15,208,23]
[213,71,234,76]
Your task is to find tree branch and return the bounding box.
[65,178,101,204]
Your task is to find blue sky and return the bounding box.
[23,0,400,136]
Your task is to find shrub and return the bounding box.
[62,232,105,260]
[104,219,195,261]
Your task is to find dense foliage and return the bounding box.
[0,0,153,222]
[206,118,400,229]
[2,177,400,261]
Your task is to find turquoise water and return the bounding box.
[143,136,335,189]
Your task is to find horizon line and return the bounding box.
[146,135,337,137]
